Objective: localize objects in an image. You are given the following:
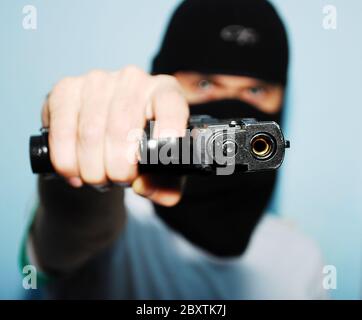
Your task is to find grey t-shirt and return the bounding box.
[40,189,326,299]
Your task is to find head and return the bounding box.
[151,0,289,257]
[152,0,289,114]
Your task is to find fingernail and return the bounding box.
[68,177,83,188]
[159,193,181,207]
[132,177,145,195]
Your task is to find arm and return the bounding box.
[29,66,188,275]
[30,177,125,275]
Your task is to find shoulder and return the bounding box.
[241,214,327,299]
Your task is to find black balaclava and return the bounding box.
[152,0,289,85]
[151,0,289,257]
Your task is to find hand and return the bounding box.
[42,66,189,206]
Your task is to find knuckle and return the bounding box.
[53,77,76,94]
[119,65,145,79]
[48,77,80,109]
[86,69,107,81]
[122,65,141,74]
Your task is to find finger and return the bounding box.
[104,67,148,183]
[77,71,114,185]
[47,77,83,182]
[151,76,189,139]
[132,174,185,207]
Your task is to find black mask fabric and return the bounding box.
[152,0,289,86]
[153,100,281,257]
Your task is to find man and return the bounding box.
[24,0,325,299]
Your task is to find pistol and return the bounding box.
[29,115,289,175]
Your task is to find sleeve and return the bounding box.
[19,207,51,288]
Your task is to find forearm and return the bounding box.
[30,176,126,275]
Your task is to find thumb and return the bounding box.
[132,174,185,207]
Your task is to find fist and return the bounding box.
[42,66,189,206]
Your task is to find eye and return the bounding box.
[198,79,213,91]
[247,86,266,96]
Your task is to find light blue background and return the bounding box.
[0,0,361,299]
